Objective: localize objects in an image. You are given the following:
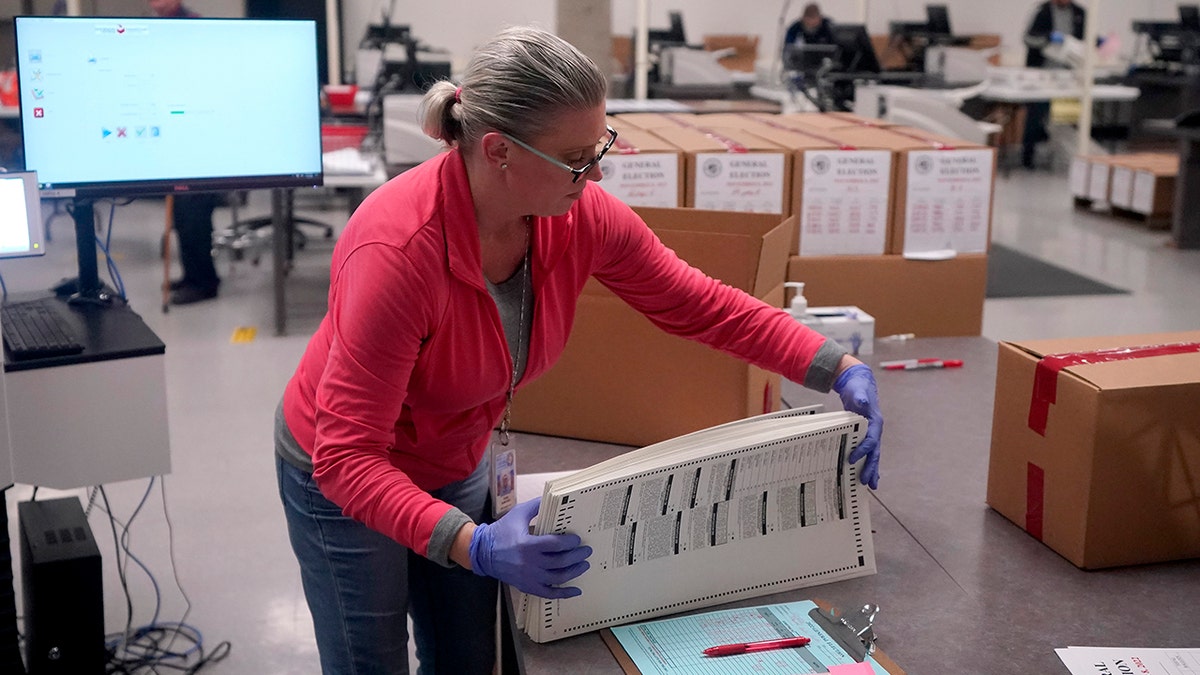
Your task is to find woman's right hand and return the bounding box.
[468,498,592,598]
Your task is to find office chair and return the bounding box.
[211,190,334,267]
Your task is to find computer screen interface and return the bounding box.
[15,17,323,198]
[0,172,45,260]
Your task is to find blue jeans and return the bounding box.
[276,454,498,675]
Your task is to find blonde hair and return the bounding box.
[420,26,606,149]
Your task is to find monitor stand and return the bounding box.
[52,198,117,307]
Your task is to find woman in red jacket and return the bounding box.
[275,25,883,675]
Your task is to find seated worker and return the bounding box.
[785,3,836,50]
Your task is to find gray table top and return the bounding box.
[510,336,1200,675]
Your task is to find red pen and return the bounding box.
[702,636,811,657]
[880,358,963,371]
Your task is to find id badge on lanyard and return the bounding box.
[489,430,517,519]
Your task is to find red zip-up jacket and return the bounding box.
[282,150,832,557]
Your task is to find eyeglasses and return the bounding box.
[501,126,618,184]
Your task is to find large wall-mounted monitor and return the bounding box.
[0,171,44,260]
[15,16,324,199]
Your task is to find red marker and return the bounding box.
[703,636,811,657]
[880,358,963,371]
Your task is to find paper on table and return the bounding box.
[1056,646,1200,675]
[829,662,878,674]
[515,471,573,504]
[608,600,890,675]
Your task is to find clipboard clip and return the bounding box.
[809,603,879,662]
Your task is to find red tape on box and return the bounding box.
[1026,462,1045,540]
[700,130,748,153]
[614,137,641,154]
[665,117,749,153]
[748,117,859,151]
[883,127,956,150]
[1027,342,1200,436]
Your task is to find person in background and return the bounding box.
[274,26,884,675]
[145,0,223,304]
[148,0,196,19]
[785,2,836,50]
[1022,0,1086,169]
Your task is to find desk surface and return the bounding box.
[2,292,165,373]
[981,83,1140,103]
[510,336,1200,674]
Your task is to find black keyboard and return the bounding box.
[1,298,85,360]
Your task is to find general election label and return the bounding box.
[903,149,994,255]
[694,153,785,214]
[800,150,891,256]
[596,153,681,208]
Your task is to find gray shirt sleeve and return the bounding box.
[802,338,849,393]
[426,507,475,568]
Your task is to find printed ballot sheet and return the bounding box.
[519,410,875,643]
[609,600,890,675]
[1057,647,1200,675]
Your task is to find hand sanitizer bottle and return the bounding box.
[784,282,808,320]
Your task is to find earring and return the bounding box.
[500,163,508,170]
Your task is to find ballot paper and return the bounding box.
[517,409,876,643]
[1056,646,1200,675]
[608,600,891,675]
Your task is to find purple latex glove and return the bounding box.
[469,498,592,598]
[833,364,883,489]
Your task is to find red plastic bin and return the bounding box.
[321,124,369,152]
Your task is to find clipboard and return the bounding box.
[599,599,906,675]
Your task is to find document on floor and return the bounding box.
[607,600,892,675]
[517,408,877,643]
[1056,647,1200,675]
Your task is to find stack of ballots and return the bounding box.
[516,407,877,643]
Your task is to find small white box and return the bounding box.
[801,306,875,356]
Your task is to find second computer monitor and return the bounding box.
[831,24,882,74]
[926,4,952,35]
[1182,4,1200,32]
[0,171,45,260]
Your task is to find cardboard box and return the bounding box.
[752,112,893,132]
[1131,158,1179,218]
[824,126,995,256]
[650,124,791,215]
[611,112,693,130]
[597,127,684,208]
[510,208,796,447]
[702,34,759,73]
[1105,154,1164,209]
[1108,162,1136,209]
[986,332,1200,569]
[1069,155,1092,199]
[1086,155,1117,203]
[737,121,894,256]
[1106,153,1175,212]
[787,254,986,337]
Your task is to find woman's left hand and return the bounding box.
[833,363,883,489]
